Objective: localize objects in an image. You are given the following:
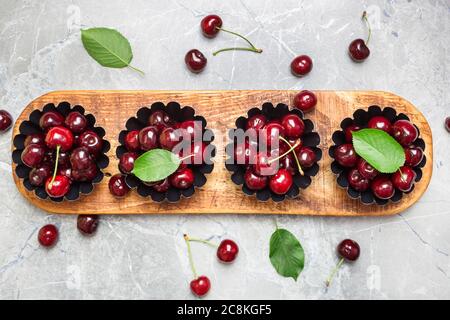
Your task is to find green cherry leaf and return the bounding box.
[269,228,305,281]
[81,27,144,75]
[131,149,180,183]
[352,128,405,174]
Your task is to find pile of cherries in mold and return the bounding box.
[12,104,108,201]
[331,107,427,204]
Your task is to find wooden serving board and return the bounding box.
[11,90,433,216]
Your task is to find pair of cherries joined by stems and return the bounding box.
[184,234,239,297]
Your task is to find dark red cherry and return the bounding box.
[281,113,304,139]
[392,166,416,192]
[119,152,138,174]
[78,130,103,156]
[190,141,208,165]
[45,175,70,198]
[77,215,99,235]
[190,276,210,297]
[65,111,87,134]
[334,143,358,167]
[185,49,207,73]
[297,146,316,168]
[39,111,64,131]
[405,146,424,167]
[138,126,159,151]
[392,120,418,146]
[45,126,74,151]
[282,138,302,153]
[159,127,181,150]
[445,117,450,132]
[38,224,58,247]
[148,110,173,132]
[356,158,378,180]
[178,120,201,141]
[269,168,293,195]
[29,164,52,186]
[344,124,361,142]
[0,110,13,132]
[152,178,170,193]
[21,144,46,168]
[71,162,98,182]
[261,122,285,148]
[201,14,223,38]
[293,90,317,113]
[338,239,360,261]
[124,130,140,151]
[254,152,278,176]
[234,141,257,165]
[246,114,267,132]
[368,116,391,133]
[58,166,72,181]
[244,168,268,190]
[348,168,370,192]
[349,39,370,62]
[108,174,130,197]
[24,133,45,147]
[169,168,194,189]
[371,176,395,200]
[291,55,313,77]
[217,239,239,263]
[279,153,297,175]
[70,147,93,170]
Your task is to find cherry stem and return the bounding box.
[398,167,406,183]
[128,65,145,76]
[362,11,371,45]
[326,257,345,287]
[48,145,61,189]
[184,234,198,279]
[213,27,263,56]
[273,136,305,176]
[188,237,218,248]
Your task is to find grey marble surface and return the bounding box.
[0,0,449,300]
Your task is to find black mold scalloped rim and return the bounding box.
[12,102,110,202]
[329,105,427,206]
[116,101,216,203]
[225,102,322,202]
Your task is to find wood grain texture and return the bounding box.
[11,90,433,216]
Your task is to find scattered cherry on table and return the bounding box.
[185,49,207,73]
[293,90,317,113]
[77,215,99,235]
[349,11,371,62]
[201,15,223,38]
[217,239,239,263]
[38,224,59,247]
[0,110,13,132]
[291,55,313,77]
[326,239,360,287]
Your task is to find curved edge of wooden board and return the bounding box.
[11,90,433,216]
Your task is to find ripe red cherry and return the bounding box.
[119,152,138,174]
[392,120,418,146]
[138,126,159,151]
[78,130,103,156]
[368,116,391,133]
[338,239,360,261]
[357,158,378,180]
[148,110,173,132]
[58,166,72,181]
[159,127,181,150]
[291,55,313,77]
[201,14,223,38]
[391,166,416,192]
[296,146,316,168]
[244,168,268,190]
[29,164,52,186]
[108,174,130,197]
[65,111,87,134]
[24,133,45,147]
[0,110,13,132]
[190,276,211,297]
[45,126,74,151]
[77,215,99,235]
[169,168,194,189]
[45,175,71,198]
[217,239,239,263]
[446,117,450,132]
[185,49,207,73]
[371,176,395,200]
[261,122,285,148]
[178,120,201,141]
[344,124,361,142]
[152,178,170,193]
[280,153,297,175]
[38,224,58,247]
[234,141,256,165]
[293,90,317,113]
[348,168,370,192]
[70,147,93,170]
[254,152,278,176]
[246,114,267,132]
[349,39,370,62]
[39,111,64,131]
[269,169,293,195]
[124,130,140,151]
[404,146,424,167]
[21,144,46,168]
[71,162,98,182]
[281,113,304,139]
[334,143,359,167]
